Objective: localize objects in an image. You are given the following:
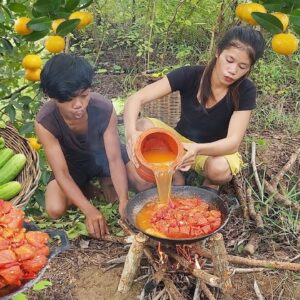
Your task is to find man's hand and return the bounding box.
[177,142,200,171]
[118,200,128,220]
[85,206,109,239]
[126,130,143,167]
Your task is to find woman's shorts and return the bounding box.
[147,117,243,176]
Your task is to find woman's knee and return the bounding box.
[46,205,66,219]
[136,118,154,131]
[204,157,232,183]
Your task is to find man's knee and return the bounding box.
[46,205,66,219]
[204,157,232,183]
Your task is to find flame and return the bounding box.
[157,242,168,264]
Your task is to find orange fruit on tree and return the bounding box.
[45,35,65,53]
[236,3,267,25]
[22,54,42,70]
[69,11,93,29]
[272,33,299,55]
[25,68,41,81]
[272,12,289,31]
[14,17,32,35]
[51,19,65,33]
[27,137,42,151]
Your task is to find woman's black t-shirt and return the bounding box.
[167,66,256,143]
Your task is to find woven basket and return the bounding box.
[136,72,181,128]
[0,124,41,208]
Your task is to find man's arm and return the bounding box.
[103,109,128,218]
[35,121,109,238]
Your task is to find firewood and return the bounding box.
[193,246,300,272]
[247,187,264,233]
[200,281,216,300]
[118,220,185,300]
[165,250,222,288]
[117,232,148,293]
[251,142,263,199]
[271,148,300,189]
[232,174,250,220]
[210,233,233,299]
[243,232,261,256]
[254,279,265,300]
[264,180,300,212]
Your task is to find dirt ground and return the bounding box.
[20,63,300,300]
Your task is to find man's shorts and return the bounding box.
[147,118,243,176]
[50,144,129,188]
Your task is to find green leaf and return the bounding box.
[78,0,93,10]
[252,12,283,34]
[290,14,300,27]
[28,17,51,31]
[96,68,108,74]
[293,24,300,35]
[32,280,53,291]
[5,105,16,122]
[23,29,49,41]
[12,293,28,300]
[1,38,13,52]
[65,0,80,11]
[33,0,62,13]
[56,19,80,36]
[0,4,12,18]
[8,3,27,13]
[19,122,34,135]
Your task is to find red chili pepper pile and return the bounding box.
[0,200,49,288]
[150,197,222,238]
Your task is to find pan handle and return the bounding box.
[45,229,70,258]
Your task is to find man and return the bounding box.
[36,54,150,239]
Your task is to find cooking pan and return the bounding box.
[125,186,232,244]
[0,222,70,300]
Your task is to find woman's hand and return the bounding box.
[118,200,128,220]
[126,130,143,167]
[177,142,200,171]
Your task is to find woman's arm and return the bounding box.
[35,121,109,238]
[103,109,129,219]
[180,110,252,168]
[124,76,172,158]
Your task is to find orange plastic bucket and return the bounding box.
[134,128,184,182]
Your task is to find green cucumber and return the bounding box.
[0,153,27,185]
[0,181,22,200]
[0,137,5,149]
[0,148,14,169]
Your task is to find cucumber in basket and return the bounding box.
[0,148,14,169]
[0,181,22,200]
[0,153,27,185]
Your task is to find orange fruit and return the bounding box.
[22,54,42,70]
[27,137,42,151]
[45,36,65,53]
[14,17,32,35]
[25,69,41,81]
[51,19,65,33]
[271,12,289,31]
[272,33,299,55]
[69,11,93,29]
[237,3,267,26]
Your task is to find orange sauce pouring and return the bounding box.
[142,149,176,204]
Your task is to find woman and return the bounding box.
[124,25,265,193]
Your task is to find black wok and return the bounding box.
[125,186,231,244]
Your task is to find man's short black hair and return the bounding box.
[40,54,94,102]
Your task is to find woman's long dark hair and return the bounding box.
[198,25,265,110]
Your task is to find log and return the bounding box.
[243,232,261,256]
[232,174,249,220]
[251,142,263,199]
[192,246,300,272]
[166,250,222,288]
[200,281,216,300]
[119,220,185,300]
[118,232,148,293]
[247,187,264,233]
[210,233,233,299]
